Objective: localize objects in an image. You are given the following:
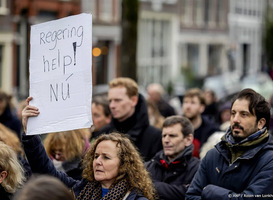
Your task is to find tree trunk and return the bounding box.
[120,0,139,81]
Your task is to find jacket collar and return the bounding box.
[152,144,194,168]
[216,127,271,163]
[110,94,149,141]
[223,126,267,146]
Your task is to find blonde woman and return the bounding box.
[0,123,24,155]
[0,142,25,200]
[43,129,90,180]
[146,100,165,130]
[0,123,31,178]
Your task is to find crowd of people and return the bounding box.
[1,78,273,200]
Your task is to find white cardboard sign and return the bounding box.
[27,13,93,135]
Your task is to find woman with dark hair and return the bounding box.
[21,97,156,200]
[0,89,21,140]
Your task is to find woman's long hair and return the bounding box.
[0,142,25,193]
[44,129,89,161]
[0,123,24,156]
[82,132,156,200]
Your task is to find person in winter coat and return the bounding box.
[43,129,90,180]
[186,88,273,200]
[146,116,200,200]
[146,99,165,130]
[146,83,176,118]
[0,89,22,140]
[91,95,111,135]
[0,142,25,200]
[182,88,220,158]
[22,98,156,199]
[94,77,162,161]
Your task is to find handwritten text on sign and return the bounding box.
[28,13,93,135]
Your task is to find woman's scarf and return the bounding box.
[77,179,129,200]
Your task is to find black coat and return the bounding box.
[146,145,200,200]
[96,94,163,161]
[193,116,220,157]
[0,106,21,140]
[156,99,176,118]
[0,185,12,200]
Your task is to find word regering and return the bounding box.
[40,25,83,50]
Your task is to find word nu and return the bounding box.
[50,82,70,102]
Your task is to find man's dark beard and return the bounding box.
[231,123,244,142]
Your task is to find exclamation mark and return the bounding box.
[73,42,76,65]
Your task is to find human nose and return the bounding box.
[55,154,61,160]
[95,156,102,165]
[232,113,240,123]
[53,151,63,160]
[183,102,190,109]
[163,135,170,143]
[109,101,115,109]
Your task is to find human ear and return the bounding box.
[0,171,7,184]
[200,104,205,114]
[184,134,194,146]
[131,96,138,107]
[257,118,266,130]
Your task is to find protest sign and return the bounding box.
[27,13,93,135]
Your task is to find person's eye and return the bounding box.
[94,155,99,159]
[94,114,100,118]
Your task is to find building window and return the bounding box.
[181,0,193,26]
[208,0,216,27]
[0,0,9,15]
[208,44,221,75]
[137,18,171,86]
[100,0,112,22]
[93,41,109,84]
[187,44,199,75]
[195,0,204,27]
[216,0,226,27]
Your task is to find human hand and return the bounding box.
[22,97,40,133]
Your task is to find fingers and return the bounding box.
[26,96,33,105]
[22,105,39,117]
[22,97,39,133]
[23,97,39,115]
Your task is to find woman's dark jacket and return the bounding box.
[0,106,21,140]
[95,94,162,161]
[0,185,12,200]
[186,128,273,200]
[146,144,200,200]
[22,135,147,200]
